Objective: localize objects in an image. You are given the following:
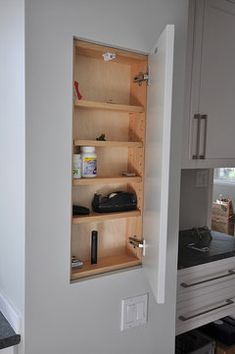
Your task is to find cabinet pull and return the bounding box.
[199,114,207,159]
[178,299,234,322]
[192,114,201,159]
[181,269,235,288]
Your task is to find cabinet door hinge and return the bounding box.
[129,237,146,256]
[133,71,150,86]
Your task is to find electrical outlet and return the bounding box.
[121,294,148,331]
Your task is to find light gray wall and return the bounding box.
[25,1,188,354]
[179,170,211,230]
[0,0,25,322]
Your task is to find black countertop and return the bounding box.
[0,312,20,349]
[178,230,235,269]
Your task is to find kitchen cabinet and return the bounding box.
[176,256,235,335]
[182,0,235,168]
[71,25,175,303]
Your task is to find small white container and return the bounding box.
[72,154,81,179]
[81,146,97,178]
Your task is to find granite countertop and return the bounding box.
[178,229,235,269]
[0,312,20,349]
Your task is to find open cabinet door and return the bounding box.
[143,25,175,304]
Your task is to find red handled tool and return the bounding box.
[74,80,82,100]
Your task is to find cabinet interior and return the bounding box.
[71,39,148,281]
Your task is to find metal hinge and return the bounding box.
[133,71,150,86]
[129,237,146,256]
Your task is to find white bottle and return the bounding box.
[81,146,97,178]
[73,154,81,179]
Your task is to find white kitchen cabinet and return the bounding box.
[182,0,235,168]
[71,25,175,304]
[176,257,235,335]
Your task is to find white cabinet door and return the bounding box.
[143,25,174,304]
[199,0,235,159]
[187,0,235,164]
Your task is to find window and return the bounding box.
[214,168,235,183]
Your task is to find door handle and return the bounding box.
[192,114,201,159]
[180,269,235,288]
[178,299,234,322]
[199,114,207,159]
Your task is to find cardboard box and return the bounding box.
[212,199,233,223]
[216,342,235,354]
[211,220,234,236]
[212,199,234,235]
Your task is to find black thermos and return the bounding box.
[91,230,98,264]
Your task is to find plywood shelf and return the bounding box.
[74,39,147,65]
[73,209,141,224]
[71,254,141,280]
[73,176,142,186]
[71,38,147,281]
[74,99,144,113]
[73,140,143,148]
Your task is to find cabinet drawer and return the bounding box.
[176,294,235,335]
[178,272,235,303]
[177,257,235,301]
[177,285,235,313]
[176,257,235,335]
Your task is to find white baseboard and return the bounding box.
[0,291,21,333]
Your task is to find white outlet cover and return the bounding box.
[196,170,208,188]
[121,293,148,331]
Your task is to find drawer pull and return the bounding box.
[181,269,235,288]
[192,114,201,159]
[179,299,234,322]
[199,114,207,159]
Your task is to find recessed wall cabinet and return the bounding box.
[182,0,235,168]
[71,25,174,304]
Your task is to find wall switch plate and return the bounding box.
[196,170,208,188]
[120,293,148,331]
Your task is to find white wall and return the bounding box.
[0,0,25,334]
[179,170,211,230]
[25,1,188,353]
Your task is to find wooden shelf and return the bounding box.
[71,254,141,280]
[74,139,143,148]
[74,39,147,65]
[74,99,144,113]
[73,176,142,186]
[71,39,147,281]
[73,209,141,224]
